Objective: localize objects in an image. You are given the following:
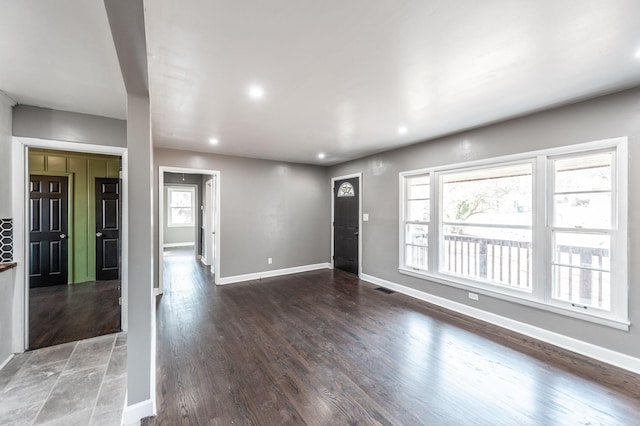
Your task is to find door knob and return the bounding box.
[96,232,103,237]
[60,234,66,239]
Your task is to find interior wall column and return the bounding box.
[125,93,154,407]
[104,0,155,418]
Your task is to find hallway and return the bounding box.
[146,252,640,424]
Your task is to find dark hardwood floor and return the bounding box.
[29,280,121,349]
[146,249,640,425]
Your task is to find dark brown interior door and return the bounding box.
[334,177,359,275]
[96,178,120,280]
[29,175,68,288]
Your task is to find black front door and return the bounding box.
[95,178,120,280]
[29,175,68,287]
[333,177,359,275]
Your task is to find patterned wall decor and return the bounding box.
[0,218,13,262]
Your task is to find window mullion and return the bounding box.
[533,155,549,303]
[399,175,406,269]
[429,171,439,273]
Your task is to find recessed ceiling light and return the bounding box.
[248,85,265,100]
[635,47,640,58]
[317,153,326,159]
[397,126,408,135]
[209,137,219,145]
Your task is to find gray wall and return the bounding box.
[12,105,126,148]
[154,148,330,283]
[329,86,640,358]
[163,172,202,248]
[0,92,14,218]
[0,269,15,365]
[0,92,15,365]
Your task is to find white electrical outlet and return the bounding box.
[363,213,369,221]
[468,292,479,301]
[268,257,273,264]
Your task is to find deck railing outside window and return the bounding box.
[427,235,609,308]
[442,234,532,289]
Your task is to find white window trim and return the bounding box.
[166,185,196,228]
[398,137,629,330]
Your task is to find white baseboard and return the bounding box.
[0,354,14,371]
[360,273,640,375]
[162,243,195,248]
[218,263,331,285]
[122,398,155,424]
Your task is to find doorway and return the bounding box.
[332,174,362,276]
[158,167,220,293]
[27,149,123,349]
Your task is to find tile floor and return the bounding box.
[0,333,127,425]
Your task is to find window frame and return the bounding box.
[398,138,628,330]
[545,149,620,316]
[166,185,196,228]
[401,174,431,272]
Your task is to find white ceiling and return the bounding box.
[0,0,126,119]
[2,1,640,164]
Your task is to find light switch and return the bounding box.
[363,213,369,221]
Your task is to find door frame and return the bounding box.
[158,166,221,291]
[330,172,363,277]
[202,177,214,271]
[12,137,128,353]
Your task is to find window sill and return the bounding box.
[398,267,630,331]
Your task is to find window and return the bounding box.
[399,139,628,327]
[440,163,532,290]
[550,152,613,311]
[403,175,430,271]
[167,186,195,227]
[337,182,355,197]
